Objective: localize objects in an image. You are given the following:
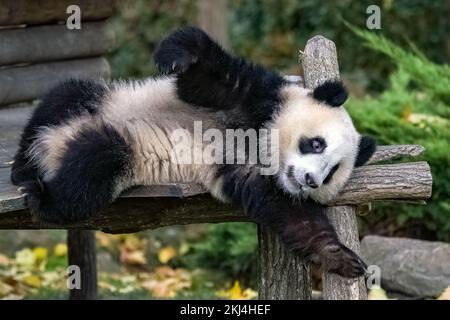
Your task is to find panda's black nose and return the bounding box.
[305,173,318,188]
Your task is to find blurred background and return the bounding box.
[0,0,449,299]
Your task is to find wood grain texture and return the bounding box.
[0,195,247,233]
[0,57,110,105]
[322,206,367,300]
[258,226,311,299]
[333,162,432,205]
[367,145,425,164]
[302,35,365,300]
[0,0,115,26]
[0,21,115,66]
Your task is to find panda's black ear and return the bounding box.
[312,80,348,107]
[355,136,377,167]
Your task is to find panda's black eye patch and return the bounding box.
[324,163,340,184]
[299,137,326,154]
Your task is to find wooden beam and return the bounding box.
[0,0,115,26]
[302,35,366,300]
[0,160,432,224]
[0,195,247,234]
[0,21,115,66]
[0,57,110,105]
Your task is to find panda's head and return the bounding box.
[269,80,376,204]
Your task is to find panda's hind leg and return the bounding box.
[11,79,108,186]
[21,124,133,224]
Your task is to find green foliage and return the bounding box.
[230,0,449,90]
[109,0,196,78]
[180,223,258,278]
[346,28,450,240]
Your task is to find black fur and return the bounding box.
[154,26,286,128]
[298,136,326,154]
[355,136,377,167]
[323,163,340,184]
[218,165,367,278]
[312,80,348,107]
[11,79,107,185]
[21,124,132,224]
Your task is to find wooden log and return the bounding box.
[367,145,425,164]
[332,162,432,205]
[0,57,110,105]
[67,230,97,300]
[0,21,115,66]
[302,35,366,300]
[0,0,115,26]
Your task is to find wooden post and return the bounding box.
[258,226,311,299]
[197,0,229,49]
[302,35,367,300]
[67,230,97,300]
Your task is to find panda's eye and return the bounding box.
[299,137,326,154]
[311,139,323,151]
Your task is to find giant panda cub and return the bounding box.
[11,27,376,278]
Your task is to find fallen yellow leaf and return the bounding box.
[158,246,177,264]
[22,275,42,288]
[53,243,68,257]
[142,266,191,298]
[217,281,257,300]
[33,247,48,263]
[368,285,388,300]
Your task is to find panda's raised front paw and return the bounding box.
[154,27,209,75]
[320,243,367,278]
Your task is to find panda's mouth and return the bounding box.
[281,169,304,194]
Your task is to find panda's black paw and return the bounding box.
[154,27,209,75]
[155,49,198,75]
[321,243,367,278]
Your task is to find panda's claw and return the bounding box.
[321,243,367,278]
